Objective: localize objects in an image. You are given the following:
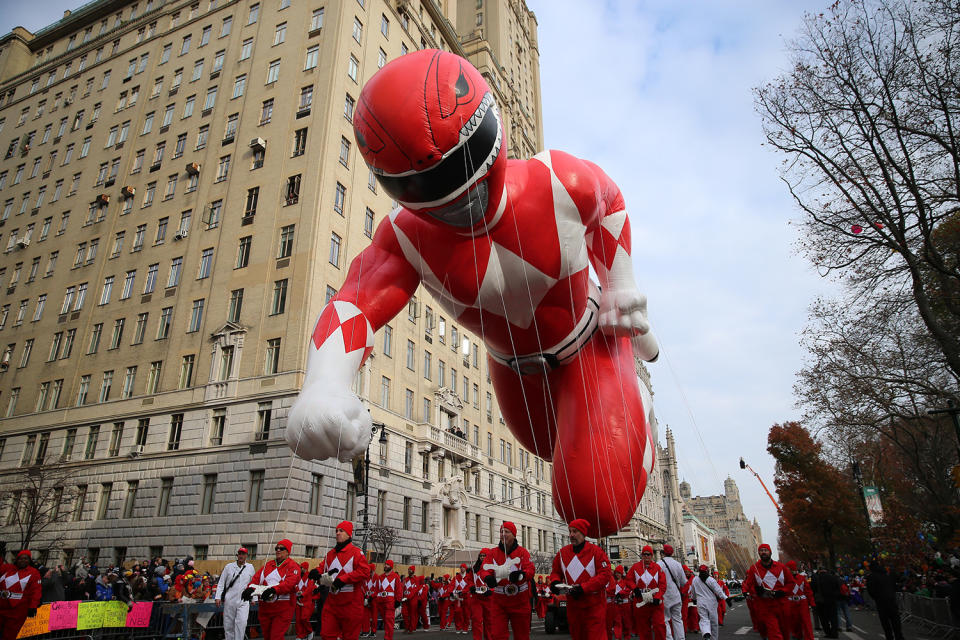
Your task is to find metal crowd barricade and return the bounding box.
[897,592,959,639]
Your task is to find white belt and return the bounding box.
[4,592,23,600]
[377,592,395,598]
[487,287,600,375]
[493,583,529,595]
[276,595,290,601]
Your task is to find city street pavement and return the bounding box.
[386,600,944,640]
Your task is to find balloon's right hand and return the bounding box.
[285,384,372,462]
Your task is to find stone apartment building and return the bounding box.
[0,0,560,568]
[681,476,763,553]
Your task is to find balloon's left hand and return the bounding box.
[598,288,658,361]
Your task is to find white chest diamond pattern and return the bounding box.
[634,569,656,588]
[563,556,595,583]
[2,571,29,590]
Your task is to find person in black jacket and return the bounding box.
[811,568,840,639]
[865,562,904,640]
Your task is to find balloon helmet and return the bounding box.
[353,49,506,228]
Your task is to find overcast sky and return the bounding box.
[1,0,837,558]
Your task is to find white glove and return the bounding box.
[641,589,654,604]
[285,384,372,462]
[494,564,511,581]
[318,571,336,588]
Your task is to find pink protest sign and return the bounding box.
[126,602,153,627]
[48,600,80,631]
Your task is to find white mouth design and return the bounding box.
[458,93,497,145]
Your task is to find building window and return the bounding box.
[271,279,288,315]
[353,17,363,43]
[179,355,195,388]
[167,413,182,450]
[305,46,319,70]
[188,298,204,332]
[157,477,173,516]
[311,8,324,31]
[286,174,301,204]
[210,408,225,445]
[364,208,375,238]
[265,338,281,374]
[244,187,259,218]
[293,128,307,156]
[248,470,264,511]
[200,474,217,514]
[278,225,295,258]
[329,233,341,267]
[267,59,280,83]
[123,481,138,518]
[339,136,351,167]
[308,473,323,515]
[236,236,252,268]
[197,248,213,279]
[274,22,286,45]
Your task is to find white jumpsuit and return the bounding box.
[691,575,727,639]
[215,560,257,640]
[658,557,686,640]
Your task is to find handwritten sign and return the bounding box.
[76,601,105,630]
[126,601,153,627]
[103,600,129,627]
[48,600,79,631]
[15,604,50,638]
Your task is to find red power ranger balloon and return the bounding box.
[286,50,659,538]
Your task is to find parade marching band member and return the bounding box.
[415,572,431,631]
[548,519,612,640]
[786,561,814,640]
[480,522,535,640]
[691,565,728,640]
[467,550,492,640]
[373,559,402,640]
[243,539,300,640]
[606,565,631,640]
[296,562,320,640]
[215,547,256,640]
[438,574,453,629]
[535,577,550,620]
[627,545,666,640]
[0,550,41,640]
[657,545,686,640]
[743,544,795,640]
[318,521,372,640]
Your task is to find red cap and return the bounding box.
[237,547,248,555]
[385,560,394,568]
[301,562,309,570]
[409,565,416,571]
[501,521,517,536]
[568,519,590,535]
[337,521,354,537]
[642,545,654,555]
[277,539,293,553]
[699,564,708,572]
[17,550,31,558]
[662,544,674,556]
[758,543,771,554]
[787,560,798,571]
[614,565,624,575]
[460,563,467,569]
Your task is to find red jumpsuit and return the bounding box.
[415,579,431,630]
[535,581,550,619]
[549,541,613,640]
[626,561,666,640]
[296,573,319,639]
[248,558,300,640]
[453,573,469,631]
[787,573,815,640]
[716,577,729,624]
[682,575,699,632]
[289,52,660,541]
[606,578,631,640]
[0,561,41,640]
[362,575,377,634]
[401,575,419,632]
[438,580,453,629]
[320,541,372,640]
[743,561,795,640]
[374,571,402,640]
[465,570,489,640]
[479,541,535,640]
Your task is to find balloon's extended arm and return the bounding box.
[286,218,421,462]
[579,159,658,362]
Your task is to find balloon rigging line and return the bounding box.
[658,338,724,489]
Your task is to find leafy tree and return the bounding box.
[767,422,869,568]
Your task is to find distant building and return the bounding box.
[682,477,762,552]
[681,512,715,569]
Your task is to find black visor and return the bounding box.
[376,100,500,206]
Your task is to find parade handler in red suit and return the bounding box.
[0,550,42,640]
[284,48,660,541]
[401,567,419,632]
[373,560,402,640]
[682,566,699,633]
[362,569,377,637]
[785,561,814,640]
[743,544,795,640]
[606,566,631,640]
[415,575,431,630]
[548,519,612,640]
[479,522,535,640]
[315,521,372,640]
[627,546,666,640]
[296,562,319,640]
[243,539,300,640]
[714,571,729,625]
[467,550,492,640]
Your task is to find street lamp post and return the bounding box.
[361,421,388,556]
